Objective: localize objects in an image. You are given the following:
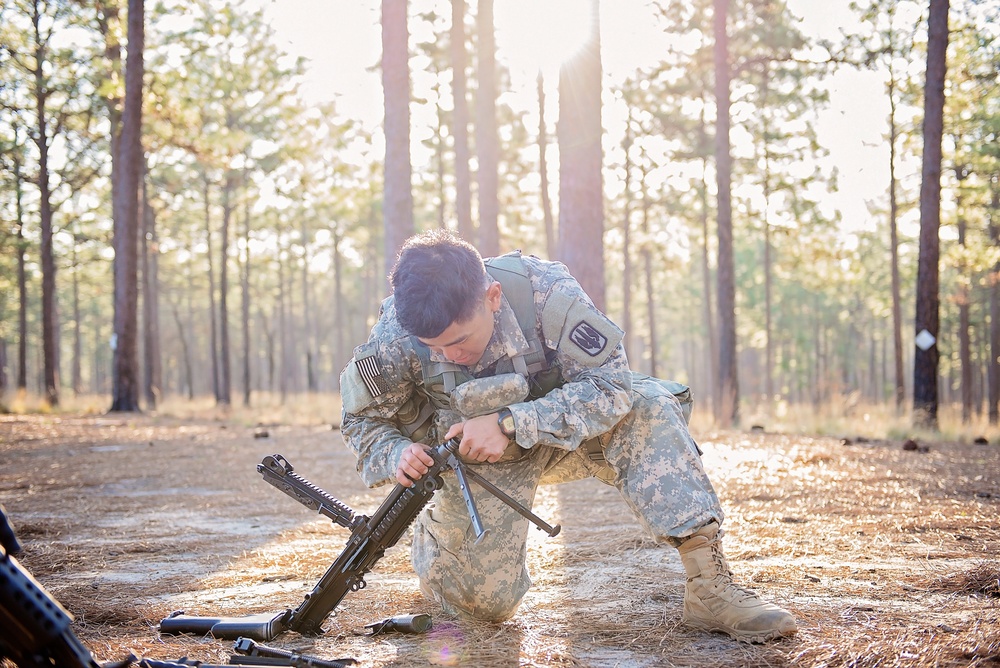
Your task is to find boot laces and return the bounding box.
[707,541,760,603]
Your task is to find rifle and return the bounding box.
[161,438,559,641]
[129,637,356,667]
[0,504,103,668]
[2,507,341,668]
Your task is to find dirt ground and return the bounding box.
[0,411,998,667]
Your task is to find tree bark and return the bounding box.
[955,163,971,422]
[332,228,345,392]
[988,181,1000,424]
[15,135,27,393]
[32,4,60,407]
[621,117,634,358]
[888,78,905,412]
[640,164,658,378]
[217,174,234,405]
[476,0,499,255]
[451,0,474,242]
[913,0,949,428]
[714,0,739,426]
[556,0,605,310]
[141,162,162,409]
[300,217,316,393]
[537,73,555,259]
[110,0,144,412]
[382,0,414,279]
[241,195,252,406]
[699,118,718,415]
[71,241,82,395]
[204,176,220,400]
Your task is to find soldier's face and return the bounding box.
[418,282,503,367]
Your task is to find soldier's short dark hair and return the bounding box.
[390,230,490,338]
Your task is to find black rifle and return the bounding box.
[1,507,337,668]
[128,637,356,667]
[0,504,103,668]
[160,439,559,641]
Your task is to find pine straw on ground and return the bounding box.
[1,415,998,667]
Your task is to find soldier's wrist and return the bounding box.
[497,407,516,440]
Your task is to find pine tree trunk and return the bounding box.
[15,156,27,393]
[33,11,59,407]
[300,218,316,393]
[382,0,414,278]
[621,118,634,357]
[476,0,499,255]
[988,183,1000,424]
[640,165,658,378]
[204,177,220,400]
[142,164,162,409]
[537,73,555,259]
[913,0,949,428]
[451,0,473,242]
[557,0,605,310]
[72,242,82,395]
[714,0,738,426]
[110,0,144,412]
[217,174,233,405]
[241,197,252,406]
[955,166,971,423]
[332,228,345,392]
[889,82,905,412]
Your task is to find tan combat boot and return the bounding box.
[677,522,797,643]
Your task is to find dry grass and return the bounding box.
[1,401,999,667]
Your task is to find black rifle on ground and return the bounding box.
[132,637,356,667]
[160,439,560,641]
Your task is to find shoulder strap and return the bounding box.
[485,252,549,376]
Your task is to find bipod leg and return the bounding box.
[452,460,561,537]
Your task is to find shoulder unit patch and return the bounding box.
[569,321,608,357]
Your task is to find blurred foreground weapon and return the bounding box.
[0,504,103,668]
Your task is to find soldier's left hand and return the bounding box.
[445,415,509,464]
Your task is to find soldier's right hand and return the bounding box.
[396,443,436,487]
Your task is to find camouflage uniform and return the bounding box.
[340,254,723,621]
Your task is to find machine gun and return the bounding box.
[3,506,355,668]
[160,440,559,641]
[0,504,104,668]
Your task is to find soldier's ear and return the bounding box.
[486,281,503,312]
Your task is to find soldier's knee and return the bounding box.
[420,577,524,622]
[470,590,523,622]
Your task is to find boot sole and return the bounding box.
[683,617,797,644]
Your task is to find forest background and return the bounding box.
[1,0,999,437]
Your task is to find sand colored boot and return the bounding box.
[676,522,797,643]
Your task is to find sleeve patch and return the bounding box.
[545,292,624,367]
[356,352,390,398]
[569,321,609,357]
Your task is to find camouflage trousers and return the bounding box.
[411,376,724,621]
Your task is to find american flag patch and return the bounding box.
[356,354,390,397]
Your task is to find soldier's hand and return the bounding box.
[396,443,436,487]
[445,415,508,464]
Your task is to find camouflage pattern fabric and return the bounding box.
[340,254,723,621]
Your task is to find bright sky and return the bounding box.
[258,0,897,239]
